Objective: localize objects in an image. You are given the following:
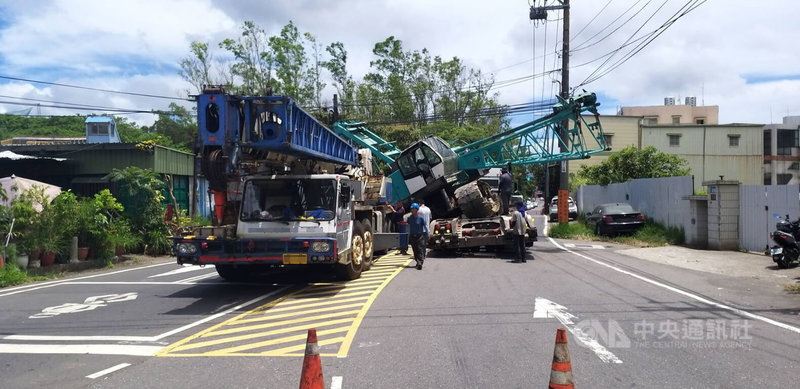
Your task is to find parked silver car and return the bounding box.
[549,196,578,221]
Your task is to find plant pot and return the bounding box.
[115,245,125,256]
[30,248,42,262]
[41,251,56,267]
[0,255,4,270]
[16,254,29,269]
[78,247,90,261]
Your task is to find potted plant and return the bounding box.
[4,243,19,269]
[108,219,137,256]
[13,243,28,269]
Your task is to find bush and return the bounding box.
[548,222,594,239]
[0,263,29,287]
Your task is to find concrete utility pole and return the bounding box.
[531,0,570,223]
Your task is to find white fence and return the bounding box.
[739,185,800,252]
[576,176,694,230]
[578,176,800,251]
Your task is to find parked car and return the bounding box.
[549,196,578,221]
[586,203,645,235]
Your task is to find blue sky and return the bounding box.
[0,0,798,126]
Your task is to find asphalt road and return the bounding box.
[1,239,799,388]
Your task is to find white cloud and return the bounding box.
[0,0,798,125]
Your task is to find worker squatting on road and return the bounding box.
[511,201,528,263]
[407,203,429,270]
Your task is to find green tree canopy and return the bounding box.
[577,146,691,186]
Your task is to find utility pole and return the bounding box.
[531,0,570,223]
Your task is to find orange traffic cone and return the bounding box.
[549,328,575,389]
[299,328,324,389]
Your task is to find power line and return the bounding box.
[0,94,145,112]
[0,99,170,115]
[0,74,191,101]
[571,0,648,52]
[578,0,706,87]
[572,0,614,40]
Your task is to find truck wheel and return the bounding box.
[455,181,499,219]
[215,264,247,282]
[360,218,374,271]
[338,221,364,280]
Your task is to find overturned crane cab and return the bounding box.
[173,86,404,281]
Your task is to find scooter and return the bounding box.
[769,214,800,269]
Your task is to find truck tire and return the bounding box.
[215,264,248,282]
[360,218,374,271]
[455,181,499,219]
[338,221,364,280]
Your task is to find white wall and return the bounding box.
[577,176,694,232]
[739,185,800,252]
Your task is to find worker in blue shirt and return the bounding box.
[407,203,429,270]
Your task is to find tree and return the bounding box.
[304,32,326,108]
[577,146,691,186]
[322,41,353,112]
[178,41,214,94]
[269,21,311,104]
[219,21,275,95]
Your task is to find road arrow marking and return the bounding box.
[533,297,623,364]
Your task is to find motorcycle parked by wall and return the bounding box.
[769,214,800,269]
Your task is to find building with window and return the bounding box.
[620,97,719,125]
[641,123,764,192]
[763,116,800,185]
[569,115,641,172]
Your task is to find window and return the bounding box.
[87,122,108,135]
[668,134,681,147]
[240,179,336,221]
[642,117,658,125]
[728,134,740,147]
[603,134,613,147]
[789,162,799,170]
[777,174,793,185]
[764,173,772,185]
[695,117,705,125]
[777,129,798,156]
[764,130,772,156]
[672,115,681,124]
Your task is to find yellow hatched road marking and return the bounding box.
[210,326,350,354]
[235,302,368,324]
[158,252,413,357]
[206,309,362,337]
[260,295,371,314]
[289,285,381,298]
[172,317,358,352]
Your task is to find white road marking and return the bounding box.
[548,237,800,335]
[2,287,292,344]
[62,282,187,285]
[0,262,173,298]
[30,293,138,319]
[4,335,154,342]
[148,265,208,278]
[0,344,161,356]
[86,363,131,379]
[563,243,605,249]
[533,297,623,364]
[175,272,219,284]
[331,376,343,389]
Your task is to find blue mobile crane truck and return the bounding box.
[173,86,405,280]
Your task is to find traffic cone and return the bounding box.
[299,328,324,389]
[548,328,575,389]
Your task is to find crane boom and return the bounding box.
[455,92,606,170]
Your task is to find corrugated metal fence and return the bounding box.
[577,176,694,230]
[739,185,800,252]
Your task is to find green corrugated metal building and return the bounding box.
[0,143,195,213]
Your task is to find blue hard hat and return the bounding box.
[410,203,420,209]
